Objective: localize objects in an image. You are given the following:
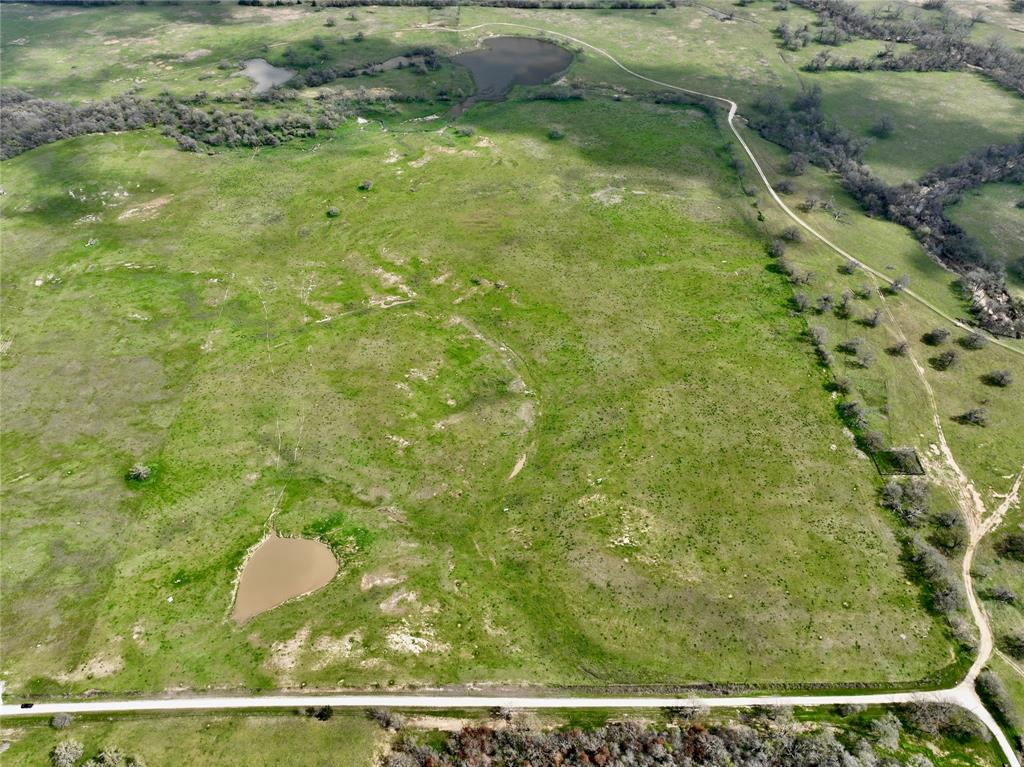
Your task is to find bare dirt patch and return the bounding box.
[56,651,124,683]
[117,194,173,221]
[361,572,404,591]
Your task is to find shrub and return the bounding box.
[454,126,475,137]
[368,707,404,730]
[838,337,863,354]
[775,179,793,194]
[931,349,959,370]
[784,152,808,175]
[922,327,950,345]
[793,292,811,312]
[358,179,373,191]
[856,348,875,367]
[51,713,73,729]
[881,478,929,525]
[838,259,858,275]
[996,532,1024,560]
[901,702,989,742]
[890,275,910,293]
[781,225,803,242]
[984,369,1013,387]
[870,115,894,139]
[51,740,84,767]
[907,535,964,613]
[861,308,882,327]
[959,331,987,350]
[888,340,909,356]
[871,712,901,750]
[862,429,886,453]
[127,463,151,482]
[889,448,922,474]
[1001,630,1024,659]
[838,399,867,429]
[987,586,1017,603]
[976,670,1019,729]
[547,128,564,140]
[956,407,988,426]
[768,239,787,257]
[326,206,340,217]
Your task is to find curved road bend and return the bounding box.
[2,24,1020,767]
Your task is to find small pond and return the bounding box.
[232,534,337,623]
[239,58,295,94]
[452,36,573,115]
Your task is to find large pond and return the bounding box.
[452,36,573,115]
[239,58,295,94]
[232,535,337,623]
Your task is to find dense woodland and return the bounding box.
[381,711,992,767]
[789,0,1024,94]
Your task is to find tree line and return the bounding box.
[788,0,1024,94]
[382,708,990,767]
[752,86,1024,338]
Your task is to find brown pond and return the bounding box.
[231,535,338,623]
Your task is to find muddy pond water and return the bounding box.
[232,535,337,623]
[452,37,573,116]
[239,58,295,94]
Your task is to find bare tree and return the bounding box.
[888,340,910,356]
[959,331,988,350]
[956,407,988,426]
[984,369,1013,387]
[932,349,959,370]
[51,741,84,767]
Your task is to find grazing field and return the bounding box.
[812,69,1024,186]
[946,182,1024,296]
[1,711,379,767]
[3,0,1024,736]
[1,91,955,696]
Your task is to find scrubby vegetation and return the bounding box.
[791,0,1024,94]
[383,707,998,767]
[752,87,1024,337]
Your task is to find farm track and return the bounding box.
[3,23,1021,767]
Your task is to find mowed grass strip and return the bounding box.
[1,97,950,697]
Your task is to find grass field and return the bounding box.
[3,0,1024,711]
[1,90,957,696]
[946,182,1024,296]
[1,711,380,766]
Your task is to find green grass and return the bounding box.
[946,182,1024,296]
[5,0,1024,708]
[1,711,379,767]
[812,69,1024,185]
[1,93,954,697]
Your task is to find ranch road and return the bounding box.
[2,22,1021,767]
[0,685,1017,767]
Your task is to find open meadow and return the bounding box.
[1,0,1023,737]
